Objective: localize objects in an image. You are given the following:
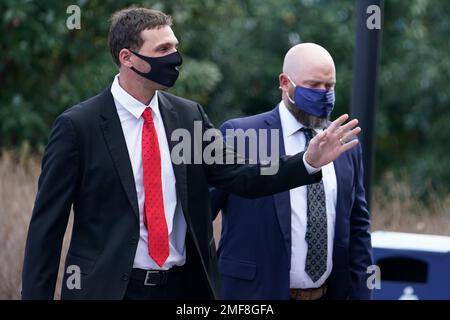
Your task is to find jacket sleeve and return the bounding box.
[21,114,79,299]
[208,185,228,221]
[208,121,236,220]
[349,144,374,299]
[197,104,322,199]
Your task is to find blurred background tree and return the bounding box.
[0,0,449,198]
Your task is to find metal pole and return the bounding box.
[350,0,383,209]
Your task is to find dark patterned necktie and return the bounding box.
[301,127,328,282]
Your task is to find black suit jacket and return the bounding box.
[21,86,321,299]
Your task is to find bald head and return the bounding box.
[279,43,336,128]
[283,43,335,82]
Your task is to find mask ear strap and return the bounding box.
[287,92,296,105]
[285,75,297,104]
[129,49,145,60]
[128,49,151,76]
[130,66,148,77]
[286,75,297,87]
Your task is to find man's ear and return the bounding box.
[279,73,290,92]
[119,48,133,68]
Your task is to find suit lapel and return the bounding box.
[157,92,189,218]
[265,106,292,257]
[99,87,140,221]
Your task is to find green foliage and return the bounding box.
[377,0,450,197]
[0,0,449,196]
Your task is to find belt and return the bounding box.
[290,284,327,300]
[130,267,180,286]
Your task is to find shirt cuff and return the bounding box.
[303,152,321,175]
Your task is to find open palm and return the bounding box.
[305,114,361,168]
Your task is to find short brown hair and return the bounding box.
[108,7,173,66]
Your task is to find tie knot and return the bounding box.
[142,108,153,123]
[301,127,316,144]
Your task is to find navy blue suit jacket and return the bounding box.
[210,106,373,300]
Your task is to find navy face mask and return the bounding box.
[129,50,182,87]
[287,77,335,118]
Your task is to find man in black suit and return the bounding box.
[21,7,361,299]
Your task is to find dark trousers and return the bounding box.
[124,266,185,300]
[123,266,210,300]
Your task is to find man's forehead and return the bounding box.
[140,26,178,44]
[293,65,335,82]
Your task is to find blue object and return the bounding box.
[287,77,335,118]
[372,231,450,300]
[209,105,372,300]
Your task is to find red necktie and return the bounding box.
[141,108,169,267]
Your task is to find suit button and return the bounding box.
[122,273,129,281]
[130,237,138,245]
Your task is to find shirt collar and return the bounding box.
[279,100,305,138]
[111,74,160,120]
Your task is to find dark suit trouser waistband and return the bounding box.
[124,266,189,300]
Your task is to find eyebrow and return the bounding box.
[304,79,335,86]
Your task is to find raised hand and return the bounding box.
[304,114,361,169]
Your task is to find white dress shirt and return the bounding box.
[278,101,338,289]
[111,75,187,270]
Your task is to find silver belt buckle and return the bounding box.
[144,270,159,286]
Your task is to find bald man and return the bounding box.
[22,8,362,299]
[210,43,373,300]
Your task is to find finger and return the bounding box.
[340,139,359,152]
[336,118,359,137]
[327,114,349,133]
[341,127,361,142]
[309,130,327,148]
[315,130,327,142]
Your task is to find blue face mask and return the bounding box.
[287,77,335,118]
